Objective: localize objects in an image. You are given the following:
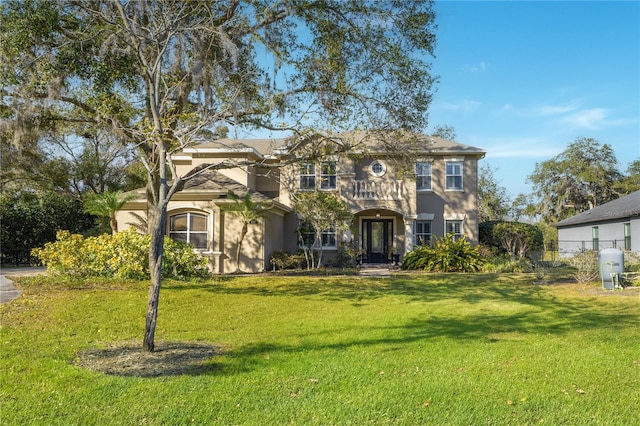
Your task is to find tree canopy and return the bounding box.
[527,137,624,223]
[1,0,438,351]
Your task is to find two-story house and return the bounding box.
[116,132,485,273]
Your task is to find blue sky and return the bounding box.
[428,0,640,197]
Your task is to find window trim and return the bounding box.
[445,160,464,191]
[298,222,338,249]
[369,160,387,177]
[320,161,337,190]
[414,220,432,246]
[416,161,432,191]
[445,220,463,241]
[168,212,209,250]
[624,223,631,251]
[299,162,316,190]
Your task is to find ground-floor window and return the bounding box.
[624,223,631,251]
[169,212,208,249]
[414,220,432,245]
[445,220,463,241]
[298,222,337,249]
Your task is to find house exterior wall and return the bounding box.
[557,217,639,256]
[117,135,484,271]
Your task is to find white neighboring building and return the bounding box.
[554,191,640,257]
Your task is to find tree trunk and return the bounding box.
[110,217,118,235]
[143,205,166,352]
[235,223,247,273]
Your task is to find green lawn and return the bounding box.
[1,272,639,425]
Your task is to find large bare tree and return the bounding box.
[1,0,438,351]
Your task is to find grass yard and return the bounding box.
[1,271,639,425]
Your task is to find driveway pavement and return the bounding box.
[0,267,47,304]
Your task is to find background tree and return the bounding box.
[527,137,623,223]
[294,191,353,269]
[614,159,640,195]
[0,191,94,265]
[478,164,510,222]
[1,0,436,351]
[431,124,458,141]
[224,191,273,273]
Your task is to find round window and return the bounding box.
[370,160,386,177]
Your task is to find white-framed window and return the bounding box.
[446,220,463,241]
[321,226,337,248]
[320,161,337,190]
[446,161,463,190]
[298,222,337,249]
[169,212,208,249]
[370,160,387,177]
[414,220,432,245]
[299,163,316,190]
[416,162,432,191]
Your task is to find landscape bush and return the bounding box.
[269,250,307,270]
[566,250,599,284]
[401,234,485,272]
[32,228,208,280]
[479,220,543,260]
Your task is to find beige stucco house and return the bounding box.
[116,132,486,273]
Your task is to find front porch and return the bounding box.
[350,209,417,265]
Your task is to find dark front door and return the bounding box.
[363,219,393,263]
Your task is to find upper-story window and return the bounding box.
[169,212,208,249]
[299,163,316,190]
[320,162,337,190]
[369,160,387,177]
[416,162,432,191]
[446,161,463,191]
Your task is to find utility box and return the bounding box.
[599,248,624,290]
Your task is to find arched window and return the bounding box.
[169,212,208,249]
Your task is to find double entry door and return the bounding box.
[362,219,393,264]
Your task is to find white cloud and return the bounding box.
[475,137,562,159]
[559,108,638,130]
[534,103,580,116]
[561,108,608,129]
[437,99,482,113]
[462,62,488,73]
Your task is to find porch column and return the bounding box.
[404,216,415,254]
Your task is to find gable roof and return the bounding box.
[122,168,290,211]
[554,191,640,228]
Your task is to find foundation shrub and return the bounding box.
[401,234,485,272]
[32,228,207,280]
[269,250,307,270]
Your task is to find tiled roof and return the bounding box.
[554,191,640,227]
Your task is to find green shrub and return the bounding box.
[480,221,543,260]
[269,250,307,270]
[482,257,532,273]
[32,228,208,280]
[401,234,485,272]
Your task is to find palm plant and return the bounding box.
[225,191,272,273]
[83,191,135,235]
